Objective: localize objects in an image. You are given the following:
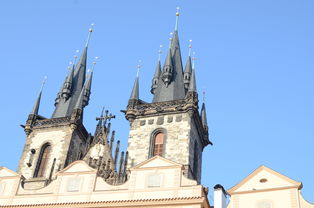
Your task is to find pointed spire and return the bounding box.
[161,48,174,87]
[73,80,87,110]
[52,25,94,118]
[151,46,162,94]
[184,40,193,90]
[188,54,197,93]
[61,66,74,99]
[31,76,47,115]
[129,61,141,100]
[152,8,186,102]
[201,101,208,127]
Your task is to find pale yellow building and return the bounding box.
[227,166,314,208]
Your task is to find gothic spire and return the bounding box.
[188,66,197,93]
[200,102,208,127]
[61,66,74,100]
[184,41,193,90]
[73,80,87,110]
[152,8,186,102]
[151,46,162,94]
[30,77,46,115]
[52,25,94,118]
[83,71,93,106]
[129,61,141,100]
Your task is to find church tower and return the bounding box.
[17,27,95,189]
[124,10,212,183]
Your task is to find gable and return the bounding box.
[0,167,19,177]
[131,156,182,169]
[228,166,301,194]
[57,160,96,175]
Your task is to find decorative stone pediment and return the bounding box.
[131,156,182,170]
[56,160,96,175]
[0,167,19,178]
[228,165,302,194]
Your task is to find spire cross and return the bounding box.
[175,7,180,31]
[202,91,206,103]
[86,23,95,47]
[96,110,116,126]
[136,60,142,77]
[158,45,163,61]
[188,40,193,57]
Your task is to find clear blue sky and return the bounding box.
[0,0,313,203]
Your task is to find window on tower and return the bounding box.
[149,129,167,158]
[34,143,51,178]
[153,132,165,156]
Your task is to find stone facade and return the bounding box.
[125,92,211,184]
[17,112,89,189]
[127,112,191,166]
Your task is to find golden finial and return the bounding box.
[136,60,142,77]
[175,7,180,31]
[73,49,79,65]
[86,23,95,47]
[91,56,99,72]
[158,45,163,61]
[86,69,91,79]
[169,32,173,48]
[188,40,193,57]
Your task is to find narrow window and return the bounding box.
[34,144,51,178]
[153,132,165,156]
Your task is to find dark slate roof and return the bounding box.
[188,67,197,92]
[152,31,186,102]
[30,89,42,115]
[52,47,87,118]
[74,80,86,110]
[184,56,192,74]
[153,60,161,78]
[130,76,139,100]
[200,103,208,126]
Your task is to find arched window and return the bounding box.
[153,132,165,156]
[34,143,51,178]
